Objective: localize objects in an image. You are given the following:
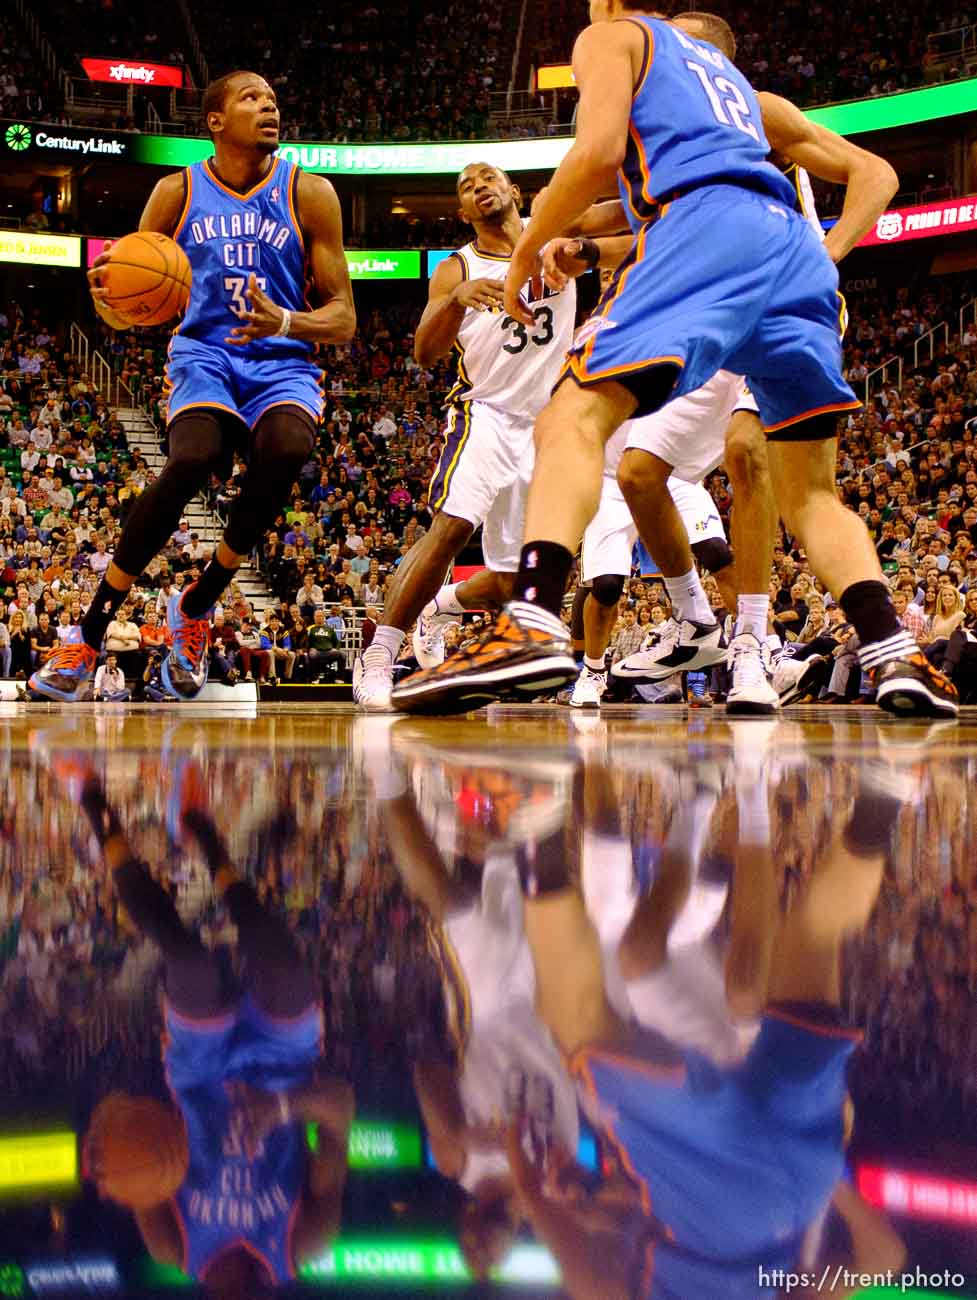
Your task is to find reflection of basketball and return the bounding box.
[100,232,191,326]
[85,1093,189,1209]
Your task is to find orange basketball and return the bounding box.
[84,1093,189,1209]
[99,231,191,327]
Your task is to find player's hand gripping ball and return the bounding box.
[91,232,191,326]
[83,1092,190,1209]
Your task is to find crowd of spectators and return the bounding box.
[5,0,972,147]
[4,265,977,701]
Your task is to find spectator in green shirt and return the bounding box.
[307,609,346,682]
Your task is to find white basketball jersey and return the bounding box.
[789,163,825,242]
[447,233,577,419]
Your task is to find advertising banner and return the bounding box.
[80,58,184,88]
[0,231,82,269]
[345,250,421,280]
[857,1163,977,1226]
[857,194,977,247]
[2,119,130,161]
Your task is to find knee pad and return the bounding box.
[591,573,626,607]
[692,537,734,574]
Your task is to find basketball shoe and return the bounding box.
[28,626,98,702]
[390,601,575,715]
[560,664,607,709]
[725,631,778,715]
[412,601,455,669]
[772,653,827,706]
[162,586,210,700]
[873,653,958,719]
[611,618,726,683]
[353,644,396,711]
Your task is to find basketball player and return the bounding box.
[31,71,354,702]
[370,724,581,1277]
[504,752,907,1298]
[566,425,732,708]
[75,764,353,1299]
[390,9,958,719]
[353,162,576,710]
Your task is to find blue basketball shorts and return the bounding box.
[164,994,324,1093]
[164,336,324,430]
[564,184,859,437]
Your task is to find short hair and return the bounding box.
[201,71,252,135]
[672,11,737,59]
[455,161,510,195]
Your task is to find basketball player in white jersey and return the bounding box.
[353,162,577,710]
[369,727,581,1278]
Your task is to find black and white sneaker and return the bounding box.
[772,654,827,707]
[612,618,726,683]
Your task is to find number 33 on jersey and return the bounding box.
[445,239,577,420]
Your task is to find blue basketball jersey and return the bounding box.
[173,155,312,361]
[173,1082,307,1283]
[616,17,795,232]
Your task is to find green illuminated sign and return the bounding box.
[807,76,977,135]
[0,1132,78,1194]
[344,250,421,281]
[301,1238,559,1287]
[0,1264,25,1298]
[5,123,30,152]
[93,77,977,178]
[306,1120,423,1167]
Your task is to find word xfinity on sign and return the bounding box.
[81,58,184,88]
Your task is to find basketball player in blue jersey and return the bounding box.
[31,71,354,703]
[500,761,908,1298]
[72,764,353,1300]
[394,7,958,719]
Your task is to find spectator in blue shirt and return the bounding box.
[326,605,346,644]
[259,613,295,682]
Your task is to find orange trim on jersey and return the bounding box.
[167,399,241,423]
[248,397,324,430]
[199,1237,279,1285]
[837,290,849,339]
[172,167,194,241]
[577,223,646,372]
[571,351,685,383]
[620,17,655,97]
[763,398,862,434]
[287,162,306,254]
[571,1053,656,1219]
[568,1045,688,1086]
[765,1007,865,1041]
[203,155,280,203]
[163,995,238,1031]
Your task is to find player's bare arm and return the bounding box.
[758,92,898,263]
[226,171,355,346]
[541,234,634,292]
[413,1062,468,1179]
[87,172,187,331]
[504,21,639,325]
[290,1078,355,1262]
[414,256,505,366]
[134,1203,184,1268]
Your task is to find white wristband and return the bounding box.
[276,308,292,338]
[277,1091,292,1125]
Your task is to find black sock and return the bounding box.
[843,790,901,855]
[840,580,901,646]
[181,557,238,620]
[512,541,573,616]
[516,828,574,897]
[81,579,130,651]
[182,809,229,878]
[80,781,123,847]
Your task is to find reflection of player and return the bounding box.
[75,765,353,1300]
[373,732,580,1278]
[355,162,577,710]
[31,70,354,704]
[506,755,906,1298]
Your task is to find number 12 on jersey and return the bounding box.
[685,61,760,141]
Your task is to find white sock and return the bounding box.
[734,595,769,639]
[663,569,712,624]
[370,626,405,659]
[736,776,771,847]
[433,583,466,616]
[583,654,607,673]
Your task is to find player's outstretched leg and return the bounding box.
[392,381,632,714]
[768,438,958,719]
